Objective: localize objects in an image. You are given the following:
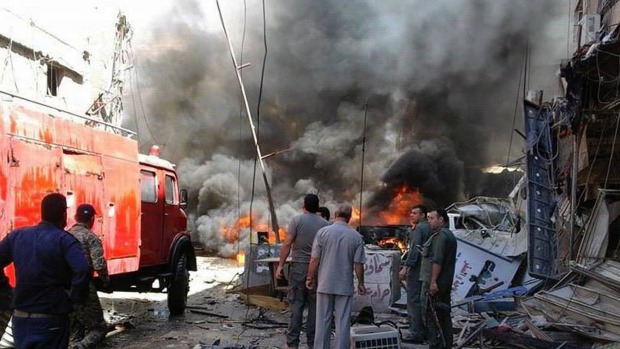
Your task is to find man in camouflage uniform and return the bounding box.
[69,204,109,349]
[0,269,12,346]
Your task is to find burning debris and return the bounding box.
[123,0,564,255]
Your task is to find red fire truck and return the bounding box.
[0,93,197,315]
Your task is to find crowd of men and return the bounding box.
[278,194,457,349]
[0,194,109,349]
[0,192,456,349]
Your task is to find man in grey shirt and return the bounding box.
[277,194,329,349]
[306,204,366,349]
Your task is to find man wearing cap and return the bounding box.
[68,204,109,349]
[0,193,91,349]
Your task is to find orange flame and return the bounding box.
[236,250,246,265]
[219,213,288,260]
[377,237,407,253]
[377,185,422,225]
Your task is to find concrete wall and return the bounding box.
[0,9,115,117]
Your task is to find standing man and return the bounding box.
[399,205,430,343]
[276,194,329,349]
[69,204,109,349]
[306,204,366,349]
[419,208,457,349]
[0,193,92,349]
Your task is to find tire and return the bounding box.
[168,254,189,315]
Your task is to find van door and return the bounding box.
[140,168,164,267]
[162,172,181,263]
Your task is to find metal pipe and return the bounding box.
[0,89,135,136]
[216,0,280,243]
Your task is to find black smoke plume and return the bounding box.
[124,0,565,255]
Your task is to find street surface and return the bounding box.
[101,257,288,348]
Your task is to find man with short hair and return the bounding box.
[316,207,330,221]
[399,204,430,343]
[420,208,457,349]
[0,193,92,349]
[69,203,109,349]
[277,194,329,349]
[306,204,366,349]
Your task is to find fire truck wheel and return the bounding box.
[168,253,189,315]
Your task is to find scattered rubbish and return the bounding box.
[193,339,258,349]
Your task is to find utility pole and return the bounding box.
[216,0,280,243]
[359,98,369,227]
[86,12,131,131]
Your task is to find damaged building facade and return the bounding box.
[521,0,620,343]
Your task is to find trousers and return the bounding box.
[314,292,352,349]
[13,314,70,349]
[286,262,316,347]
[406,267,424,339]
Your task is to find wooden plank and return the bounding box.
[189,309,229,318]
[481,329,590,349]
[524,319,553,341]
[238,294,286,311]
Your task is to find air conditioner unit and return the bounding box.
[350,325,400,349]
[580,14,601,44]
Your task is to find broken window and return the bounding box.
[46,62,60,96]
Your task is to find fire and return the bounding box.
[349,207,362,227]
[377,237,407,253]
[236,250,245,265]
[378,185,422,225]
[219,213,288,260]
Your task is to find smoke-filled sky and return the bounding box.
[116,0,568,255]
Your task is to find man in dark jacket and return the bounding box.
[399,205,430,343]
[0,193,92,349]
[420,208,457,349]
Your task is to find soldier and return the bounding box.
[69,203,109,349]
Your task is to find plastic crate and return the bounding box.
[350,325,400,349]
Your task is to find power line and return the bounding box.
[506,46,527,169]
[129,43,159,149]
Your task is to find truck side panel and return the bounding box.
[9,139,63,229]
[1,102,142,275]
[0,110,8,239]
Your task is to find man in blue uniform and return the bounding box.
[0,193,92,349]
